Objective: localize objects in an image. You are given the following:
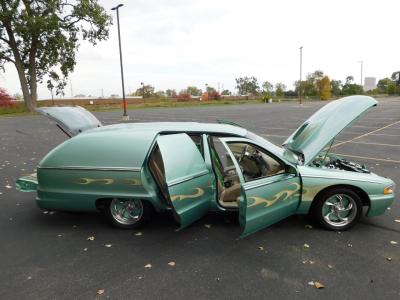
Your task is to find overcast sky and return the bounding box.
[1,0,399,99]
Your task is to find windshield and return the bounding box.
[245,131,300,165]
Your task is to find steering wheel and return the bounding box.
[238,145,250,163]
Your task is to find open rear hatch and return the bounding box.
[36,106,102,137]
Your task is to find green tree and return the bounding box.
[235,76,260,95]
[342,76,363,95]
[135,85,155,98]
[186,86,202,96]
[330,79,342,96]
[221,89,231,95]
[262,81,273,93]
[275,82,286,98]
[377,77,396,95]
[206,86,217,93]
[0,0,112,111]
[165,89,176,97]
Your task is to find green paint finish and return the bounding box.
[219,137,301,237]
[37,168,146,211]
[297,165,395,216]
[157,134,214,228]
[36,106,102,136]
[283,96,377,164]
[16,100,396,236]
[241,175,301,237]
[40,130,156,169]
[367,194,395,217]
[16,174,38,192]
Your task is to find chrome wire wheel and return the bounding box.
[110,198,143,225]
[322,194,357,227]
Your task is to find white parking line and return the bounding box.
[333,153,400,164]
[332,120,400,148]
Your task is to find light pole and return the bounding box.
[299,46,303,105]
[358,61,363,87]
[111,4,129,120]
[141,82,145,99]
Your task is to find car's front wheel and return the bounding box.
[104,198,152,229]
[311,188,363,230]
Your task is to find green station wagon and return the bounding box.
[17,96,395,237]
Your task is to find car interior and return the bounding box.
[148,133,285,209]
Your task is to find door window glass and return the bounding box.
[226,142,285,182]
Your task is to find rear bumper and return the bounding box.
[16,174,38,192]
[367,193,395,217]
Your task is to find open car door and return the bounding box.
[157,133,215,229]
[220,138,301,237]
[36,106,102,137]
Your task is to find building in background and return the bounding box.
[364,77,376,91]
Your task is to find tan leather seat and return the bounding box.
[220,183,241,207]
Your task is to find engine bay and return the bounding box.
[311,153,370,173]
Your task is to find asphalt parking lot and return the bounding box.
[1,97,399,299]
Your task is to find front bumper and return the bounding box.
[367,193,396,217]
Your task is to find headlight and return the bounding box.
[383,186,394,195]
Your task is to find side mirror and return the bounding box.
[285,165,297,175]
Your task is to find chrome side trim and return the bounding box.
[38,166,142,172]
[301,174,382,184]
[243,175,296,191]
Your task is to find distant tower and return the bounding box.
[364,77,376,91]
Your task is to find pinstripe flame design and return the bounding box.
[247,183,301,208]
[78,178,114,185]
[171,188,205,202]
[124,178,142,186]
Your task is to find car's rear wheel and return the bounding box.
[104,198,152,229]
[311,188,363,230]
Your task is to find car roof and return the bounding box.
[85,122,248,137]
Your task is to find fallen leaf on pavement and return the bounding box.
[204,224,212,229]
[386,257,392,261]
[303,243,310,248]
[168,261,176,267]
[87,236,95,241]
[327,264,333,269]
[308,281,314,286]
[97,289,105,295]
[314,281,325,289]
[258,246,264,251]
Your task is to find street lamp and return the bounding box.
[141,82,145,99]
[111,4,129,120]
[358,61,363,87]
[299,46,303,105]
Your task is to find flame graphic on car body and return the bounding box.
[171,188,205,202]
[78,178,114,185]
[247,183,301,208]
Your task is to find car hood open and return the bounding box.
[282,96,378,165]
[36,106,102,137]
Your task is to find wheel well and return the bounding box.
[312,184,370,207]
[95,198,110,211]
